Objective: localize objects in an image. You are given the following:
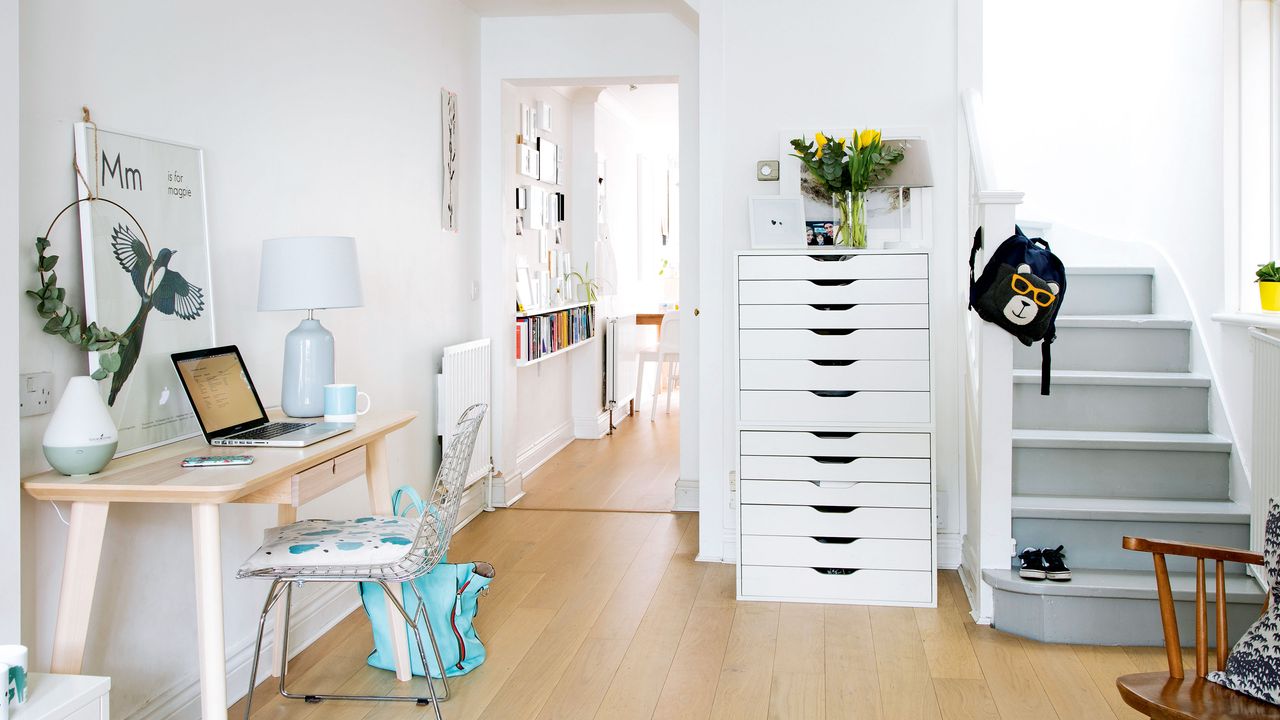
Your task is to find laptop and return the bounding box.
[171,345,353,447]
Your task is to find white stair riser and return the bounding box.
[1014,326,1190,372]
[1014,383,1208,433]
[990,591,1255,647]
[1013,447,1230,500]
[1060,274,1153,316]
[1012,517,1248,574]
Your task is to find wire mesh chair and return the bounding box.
[238,403,487,720]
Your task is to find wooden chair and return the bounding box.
[1118,536,1280,719]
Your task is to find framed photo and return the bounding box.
[73,123,216,455]
[515,266,534,311]
[527,186,547,229]
[518,145,539,179]
[515,213,525,237]
[537,137,558,184]
[748,196,806,248]
[536,100,552,131]
[556,145,565,187]
[515,185,528,210]
[518,103,534,144]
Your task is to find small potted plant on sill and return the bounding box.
[1258,261,1280,311]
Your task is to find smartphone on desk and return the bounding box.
[182,455,254,468]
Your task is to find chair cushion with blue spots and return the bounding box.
[237,516,419,576]
[1208,498,1280,705]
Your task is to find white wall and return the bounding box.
[18,1,480,714]
[698,0,964,562]
[1,0,19,647]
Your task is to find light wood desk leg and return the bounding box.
[366,437,412,682]
[49,501,110,674]
[191,503,228,716]
[271,504,298,677]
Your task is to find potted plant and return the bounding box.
[1258,261,1280,311]
[789,129,904,248]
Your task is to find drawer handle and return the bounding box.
[810,390,857,398]
[809,254,854,262]
[812,505,856,514]
[808,279,855,287]
[813,567,859,575]
[810,359,857,367]
[811,431,857,439]
[809,304,855,311]
[813,537,857,544]
[809,328,856,336]
[810,480,858,488]
[811,456,856,465]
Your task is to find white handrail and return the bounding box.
[962,88,997,193]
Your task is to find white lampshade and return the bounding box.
[875,139,934,188]
[257,236,364,311]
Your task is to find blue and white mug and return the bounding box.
[0,645,27,705]
[323,384,371,424]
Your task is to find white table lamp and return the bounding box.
[257,236,364,417]
[875,139,934,246]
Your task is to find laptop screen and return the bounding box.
[173,348,267,435]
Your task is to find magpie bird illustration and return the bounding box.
[108,223,205,406]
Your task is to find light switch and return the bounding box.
[19,371,53,417]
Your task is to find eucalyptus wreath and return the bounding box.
[26,196,147,381]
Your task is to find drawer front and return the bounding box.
[738,253,928,280]
[739,303,928,329]
[740,390,930,424]
[740,535,932,571]
[741,480,929,507]
[739,279,927,305]
[739,360,928,391]
[741,565,932,603]
[739,329,928,360]
[740,505,931,539]
[293,446,368,505]
[741,456,930,484]
[741,431,931,458]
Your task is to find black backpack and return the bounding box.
[968,226,1066,395]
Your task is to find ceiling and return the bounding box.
[460,0,697,29]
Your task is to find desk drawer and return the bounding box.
[741,480,929,507]
[740,390,930,424]
[740,505,931,539]
[741,431,931,458]
[738,253,927,280]
[741,456,930,483]
[739,303,928,329]
[292,446,367,505]
[739,329,928,360]
[741,566,932,603]
[740,536,932,571]
[740,360,929,391]
[739,279,927,305]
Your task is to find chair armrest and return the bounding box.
[1123,536,1263,565]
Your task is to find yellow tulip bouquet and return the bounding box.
[789,129,905,247]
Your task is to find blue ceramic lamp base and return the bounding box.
[281,317,334,418]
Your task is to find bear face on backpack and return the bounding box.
[977,261,1061,344]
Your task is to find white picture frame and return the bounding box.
[518,145,539,179]
[515,266,534,311]
[536,100,552,131]
[748,196,806,248]
[527,186,547,229]
[519,102,533,143]
[537,137,558,184]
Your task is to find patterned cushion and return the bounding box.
[1208,498,1280,704]
[237,516,419,576]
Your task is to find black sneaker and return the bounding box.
[1018,547,1046,580]
[1041,545,1071,581]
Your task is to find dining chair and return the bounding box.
[635,312,680,419]
[237,403,487,720]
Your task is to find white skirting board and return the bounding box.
[516,420,574,478]
[937,532,961,569]
[674,478,698,511]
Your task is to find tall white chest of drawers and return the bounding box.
[735,249,936,607]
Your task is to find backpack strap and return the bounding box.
[1040,338,1053,396]
[968,228,983,309]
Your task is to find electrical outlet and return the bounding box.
[19,372,54,417]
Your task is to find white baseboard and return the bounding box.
[516,420,574,478]
[673,478,698,512]
[489,471,525,507]
[937,532,961,569]
[128,582,359,719]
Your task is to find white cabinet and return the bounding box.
[11,674,109,720]
[735,250,935,607]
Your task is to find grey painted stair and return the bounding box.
[1013,370,1210,433]
[1012,496,1250,573]
[1014,316,1191,373]
[983,568,1264,646]
[1061,268,1154,316]
[1013,429,1232,500]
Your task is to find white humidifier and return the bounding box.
[42,376,118,476]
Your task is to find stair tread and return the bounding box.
[1055,315,1191,329]
[982,568,1263,601]
[1013,369,1210,387]
[1066,266,1156,276]
[1012,428,1232,452]
[1012,495,1249,523]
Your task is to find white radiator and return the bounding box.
[605,315,640,409]
[437,338,493,489]
[1252,329,1280,554]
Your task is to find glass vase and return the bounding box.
[833,191,867,248]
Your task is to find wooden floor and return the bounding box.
[517,393,679,513]
[234,506,1191,720]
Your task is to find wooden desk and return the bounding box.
[23,409,417,718]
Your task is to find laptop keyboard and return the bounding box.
[232,422,313,441]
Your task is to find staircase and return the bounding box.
[980,267,1264,646]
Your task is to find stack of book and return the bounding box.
[515,305,596,362]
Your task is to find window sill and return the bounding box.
[1211,311,1280,330]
